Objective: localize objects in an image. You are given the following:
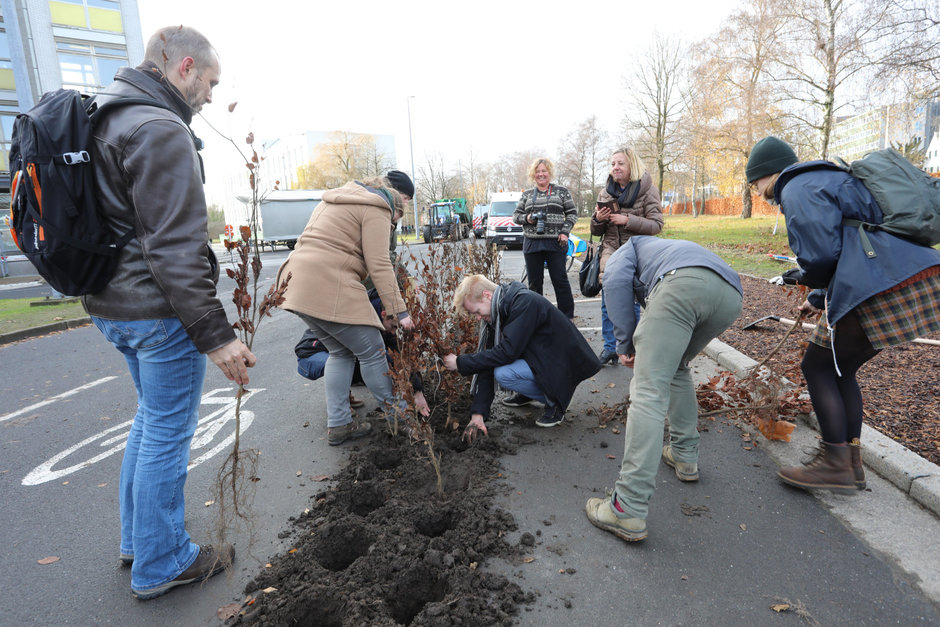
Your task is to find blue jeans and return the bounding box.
[297,352,329,380]
[601,290,641,353]
[92,316,204,593]
[494,359,550,406]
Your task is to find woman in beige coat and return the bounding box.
[590,147,664,364]
[278,176,413,445]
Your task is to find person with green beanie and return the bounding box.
[746,137,940,494]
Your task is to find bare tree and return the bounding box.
[689,0,788,217]
[417,152,455,204]
[557,116,609,215]
[491,149,543,193]
[460,148,491,209]
[362,141,394,178]
[769,0,940,158]
[295,131,386,189]
[626,33,687,194]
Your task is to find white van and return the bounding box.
[484,191,523,248]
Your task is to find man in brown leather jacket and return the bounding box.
[82,25,253,600]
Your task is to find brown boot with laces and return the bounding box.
[777,441,856,495]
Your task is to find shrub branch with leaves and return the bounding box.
[202,103,291,548]
[385,240,502,496]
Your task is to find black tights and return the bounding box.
[801,310,879,443]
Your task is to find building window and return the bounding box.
[49,0,123,33]
[57,40,127,91]
[0,106,18,171]
[0,29,13,91]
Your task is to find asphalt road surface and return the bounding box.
[1,243,937,625]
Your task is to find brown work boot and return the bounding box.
[348,392,365,409]
[132,543,234,600]
[328,418,372,446]
[849,438,866,490]
[585,497,648,542]
[662,445,699,482]
[777,441,856,495]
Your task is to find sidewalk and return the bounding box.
[486,289,939,624]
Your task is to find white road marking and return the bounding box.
[21,387,261,486]
[0,376,118,423]
[0,281,44,291]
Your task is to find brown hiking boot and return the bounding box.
[328,418,372,446]
[662,445,699,482]
[849,438,866,490]
[132,543,234,600]
[777,441,856,495]
[585,497,648,542]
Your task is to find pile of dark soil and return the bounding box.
[228,421,536,625]
[719,274,939,465]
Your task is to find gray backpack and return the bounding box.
[837,148,940,258]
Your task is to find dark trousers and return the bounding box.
[523,248,575,318]
[801,310,878,443]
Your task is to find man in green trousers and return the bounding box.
[585,236,743,542]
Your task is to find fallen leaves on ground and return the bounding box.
[719,275,938,465]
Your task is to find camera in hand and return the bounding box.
[531,210,547,235]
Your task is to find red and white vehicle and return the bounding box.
[484,191,523,248]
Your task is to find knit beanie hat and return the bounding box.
[385,170,415,198]
[746,137,798,183]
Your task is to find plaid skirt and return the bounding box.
[809,266,940,350]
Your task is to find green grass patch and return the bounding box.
[572,214,797,277]
[0,297,88,335]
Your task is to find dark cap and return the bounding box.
[385,170,415,198]
[746,136,798,183]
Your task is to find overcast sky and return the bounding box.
[137,0,741,191]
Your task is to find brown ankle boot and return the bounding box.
[777,441,856,495]
[849,438,866,490]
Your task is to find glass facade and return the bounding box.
[57,40,128,91]
[49,0,123,33]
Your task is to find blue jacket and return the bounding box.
[456,281,600,417]
[775,163,940,326]
[604,236,743,356]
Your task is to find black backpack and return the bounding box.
[8,89,172,295]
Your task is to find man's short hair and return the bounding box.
[453,274,497,316]
[145,25,217,72]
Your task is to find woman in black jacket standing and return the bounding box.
[512,157,578,320]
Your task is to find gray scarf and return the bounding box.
[470,284,503,396]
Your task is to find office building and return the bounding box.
[0,0,144,169]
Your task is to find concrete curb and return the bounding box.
[703,338,940,517]
[0,316,92,345]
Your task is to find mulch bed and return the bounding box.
[718,274,939,466]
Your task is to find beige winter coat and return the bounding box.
[277,181,406,329]
[589,171,664,278]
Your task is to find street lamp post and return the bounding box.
[407,96,418,238]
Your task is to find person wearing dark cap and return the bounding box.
[277,173,417,445]
[385,169,415,200]
[746,136,940,494]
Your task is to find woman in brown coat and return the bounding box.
[278,176,413,445]
[591,147,664,364]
